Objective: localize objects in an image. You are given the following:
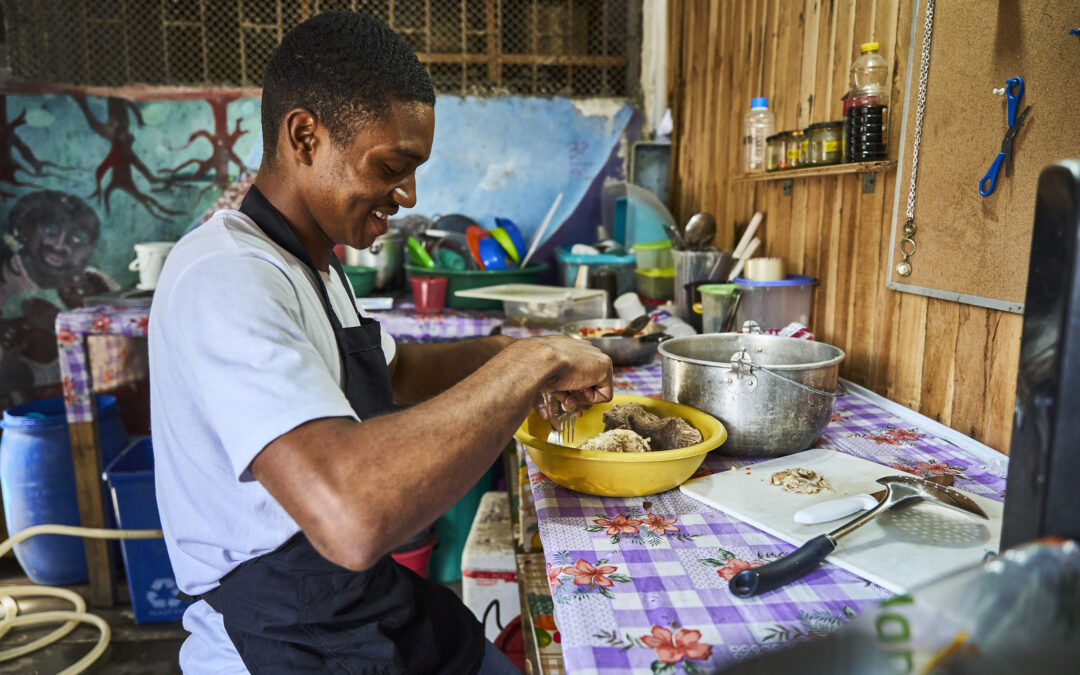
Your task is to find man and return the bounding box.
[149,12,612,674]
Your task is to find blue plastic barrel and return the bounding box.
[0,395,128,584]
[104,437,189,623]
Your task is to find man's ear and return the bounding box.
[283,108,319,166]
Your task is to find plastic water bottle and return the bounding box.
[845,43,889,162]
[743,97,775,174]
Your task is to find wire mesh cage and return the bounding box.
[3,0,641,97]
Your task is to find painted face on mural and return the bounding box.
[20,217,98,287]
[7,191,101,289]
[300,100,434,251]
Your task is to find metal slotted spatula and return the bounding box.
[728,475,989,598]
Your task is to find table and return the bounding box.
[56,305,152,606]
[524,376,1009,674]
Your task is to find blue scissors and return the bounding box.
[979,77,1031,196]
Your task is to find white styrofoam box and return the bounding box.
[462,491,520,642]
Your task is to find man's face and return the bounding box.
[20,219,97,287]
[300,100,434,251]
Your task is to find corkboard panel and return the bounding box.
[887,0,1080,312]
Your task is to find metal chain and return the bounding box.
[897,0,936,277]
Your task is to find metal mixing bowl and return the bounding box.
[659,332,845,457]
[561,318,667,366]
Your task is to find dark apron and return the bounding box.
[190,186,484,674]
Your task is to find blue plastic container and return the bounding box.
[0,395,127,585]
[554,247,638,297]
[104,437,190,623]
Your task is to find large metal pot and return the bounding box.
[345,230,404,290]
[658,331,844,457]
[561,318,667,366]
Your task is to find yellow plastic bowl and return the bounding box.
[514,395,727,497]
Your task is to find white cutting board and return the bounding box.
[680,448,1003,594]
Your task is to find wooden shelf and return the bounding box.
[732,161,896,183]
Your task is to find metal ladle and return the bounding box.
[728,474,989,597]
[684,212,717,249]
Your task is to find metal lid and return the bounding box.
[808,121,844,130]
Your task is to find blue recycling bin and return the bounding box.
[103,437,190,623]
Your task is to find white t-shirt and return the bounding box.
[149,210,396,673]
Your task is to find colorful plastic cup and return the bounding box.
[411,276,448,314]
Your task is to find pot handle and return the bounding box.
[730,351,840,399]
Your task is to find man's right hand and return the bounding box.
[514,335,614,410]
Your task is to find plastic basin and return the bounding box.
[514,395,727,497]
[342,265,377,298]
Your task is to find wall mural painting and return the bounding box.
[0,87,261,410]
[74,95,183,219]
[161,92,252,198]
[0,190,118,406]
[0,94,63,200]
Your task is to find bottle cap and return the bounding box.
[750,97,768,109]
[860,42,880,52]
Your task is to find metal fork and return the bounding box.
[543,393,577,446]
[555,408,576,446]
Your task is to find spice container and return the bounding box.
[807,121,843,166]
[786,130,805,169]
[634,267,675,301]
[631,240,674,269]
[799,129,810,166]
[765,134,781,172]
[776,131,792,170]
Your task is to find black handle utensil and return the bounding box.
[729,474,988,597]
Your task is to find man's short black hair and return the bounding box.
[261,11,435,168]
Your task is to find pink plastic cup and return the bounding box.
[410,276,448,314]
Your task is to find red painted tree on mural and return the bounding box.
[159,92,252,198]
[73,95,182,219]
[0,94,63,200]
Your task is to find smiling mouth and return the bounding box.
[42,251,68,267]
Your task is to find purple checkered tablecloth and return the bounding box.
[526,383,1009,674]
[373,302,551,341]
[56,306,151,423]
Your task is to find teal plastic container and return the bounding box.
[406,263,548,311]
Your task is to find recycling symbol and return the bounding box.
[146,577,183,609]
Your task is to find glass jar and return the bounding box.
[787,130,804,169]
[776,132,791,170]
[808,121,843,165]
[799,128,810,165]
[765,134,781,172]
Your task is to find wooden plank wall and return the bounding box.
[665,0,1022,453]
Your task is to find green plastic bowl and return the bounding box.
[405,262,549,310]
[342,265,377,297]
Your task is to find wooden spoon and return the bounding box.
[617,314,651,338]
